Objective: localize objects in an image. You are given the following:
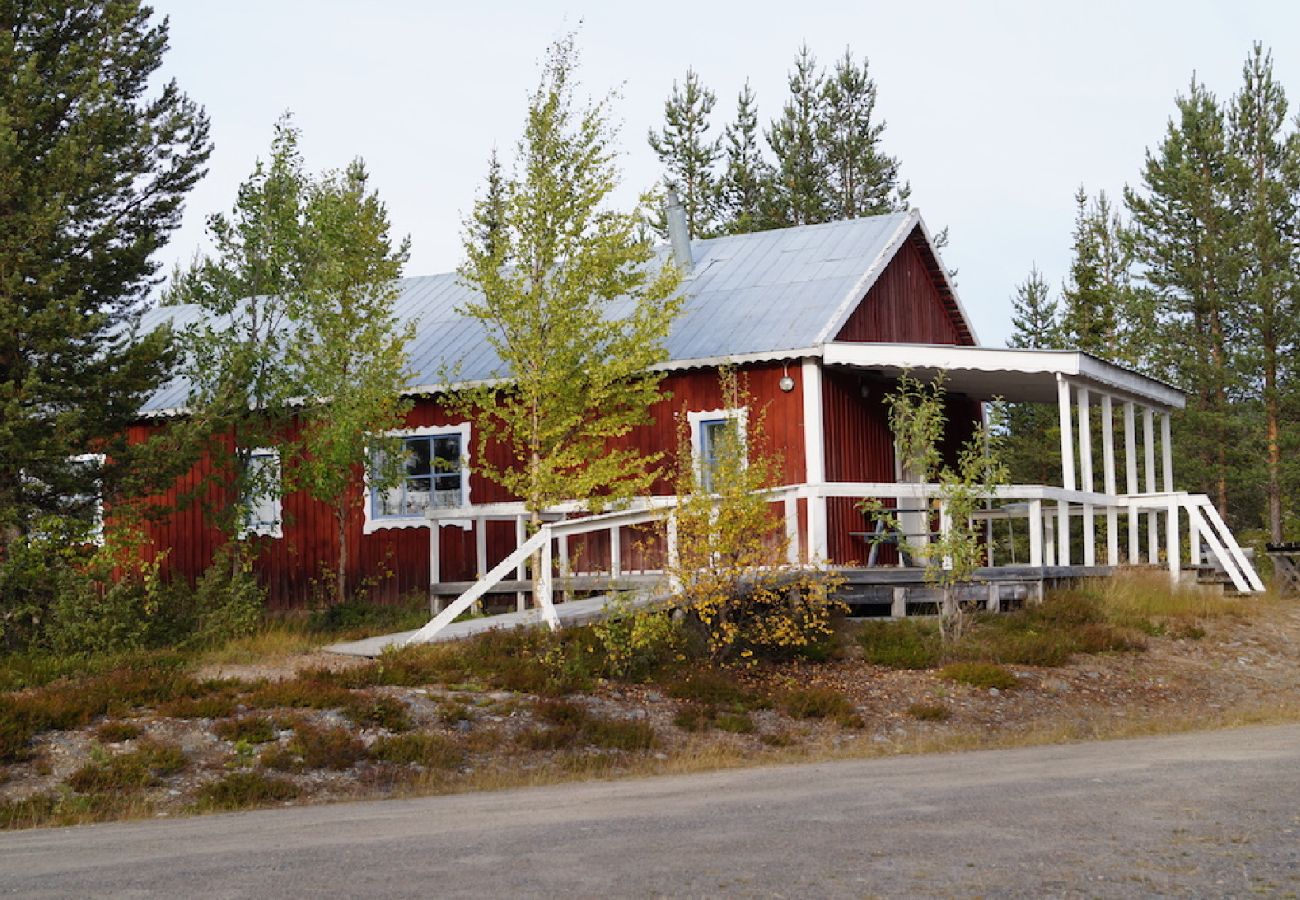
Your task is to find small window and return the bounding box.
[242,449,282,538]
[373,432,464,519]
[688,408,747,493]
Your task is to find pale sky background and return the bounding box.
[149,0,1300,347]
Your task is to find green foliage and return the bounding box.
[664,668,763,709]
[288,723,366,770]
[670,369,844,662]
[765,45,830,226]
[307,594,429,638]
[856,619,943,669]
[94,721,144,743]
[776,686,857,722]
[591,598,684,680]
[0,0,210,546]
[349,696,412,732]
[937,662,1019,691]
[370,733,463,769]
[717,83,774,234]
[178,545,265,649]
[0,519,94,652]
[821,48,907,219]
[454,34,683,553]
[520,700,657,752]
[284,159,413,604]
[194,771,300,811]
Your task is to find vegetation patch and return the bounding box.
[288,723,366,771]
[938,662,1019,691]
[348,695,412,732]
[214,716,277,744]
[66,740,186,792]
[857,619,943,669]
[94,721,143,743]
[777,686,857,721]
[194,772,301,812]
[519,700,658,752]
[370,733,463,769]
[907,702,952,722]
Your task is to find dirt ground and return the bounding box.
[4,599,1299,824]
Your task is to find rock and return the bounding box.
[454,719,472,733]
[989,688,1001,697]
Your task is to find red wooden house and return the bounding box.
[134,208,1263,622]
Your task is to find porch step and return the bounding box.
[324,591,661,658]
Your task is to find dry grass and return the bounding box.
[197,627,322,668]
[1096,569,1272,627]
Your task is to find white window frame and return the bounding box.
[70,453,106,545]
[687,407,748,493]
[363,422,472,534]
[240,447,283,539]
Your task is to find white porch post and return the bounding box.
[784,495,800,565]
[1166,496,1181,584]
[1161,412,1176,575]
[1101,394,1120,566]
[1160,412,1174,493]
[1078,387,1096,566]
[802,359,828,561]
[666,512,682,595]
[428,524,442,613]
[1028,499,1044,567]
[1144,407,1158,564]
[475,518,488,578]
[515,514,528,612]
[1044,506,1056,566]
[1124,400,1140,563]
[1056,375,1074,565]
[609,525,621,578]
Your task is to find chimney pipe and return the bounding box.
[664,185,694,275]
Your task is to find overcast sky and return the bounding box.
[149,0,1300,347]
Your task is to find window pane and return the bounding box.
[404,437,432,477]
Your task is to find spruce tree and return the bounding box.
[1061,188,1147,366]
[766,45,830,226]
[821,49,905,218]
[1004,268,1062,489]
[1225,43,1299,542]
[648,68,720,238]
[0,0,211,546]
[717,82,775,234]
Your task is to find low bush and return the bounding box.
[195,772,300,811]
[714,711,755,734]
[591,599,684,680]
[906,702,951,722]
[672,703,713,732]
[519,700,657,752]
[664,669,762,710]
[348,696,412,732]
[777,686,857,722]
[290,723,366,771]
[157,692,240,720]
[245,678,359,714]
[94,721,143,743]
[583,717,657,751]
[307,594,430,638]
[857,619,942,669]
[370,733,463,769]
[214,717,277,745]
[937,662,1019,691]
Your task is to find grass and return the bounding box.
[857,619,942,669]
[937,662,1019,691]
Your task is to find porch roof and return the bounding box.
[821,342,1184,410]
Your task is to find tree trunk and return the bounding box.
[1265,342,1283,542]
[335,504,348,605]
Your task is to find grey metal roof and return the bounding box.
[138,211,934,414]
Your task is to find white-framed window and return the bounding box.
[69,453,106,544]
[687,408,748,493]
[241,448,282,538]
[364,423,471,533]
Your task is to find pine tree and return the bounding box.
[648,68,720,238]
[1126,77,1245,519]
[766,45,830,226]
[0,0,211,547]
[286,161,413,604]
[717,82,775,234]
[1225,43,1300,542]
[455,35,683,592]
[1008,266,1060,350]
[821,49,905,218]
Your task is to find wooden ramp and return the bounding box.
[324,592,659,658]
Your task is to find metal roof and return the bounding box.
[138,210,955,414]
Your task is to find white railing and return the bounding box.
[405,482,1264,645]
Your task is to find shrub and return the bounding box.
[66,740,186,792]
[195,772,300,811]
[664,669,761,710]
[777,686,856,721]
[857,619,942,669]
[290,723,365,771]
[672,703,714,732]
[308,594,428,638]
[94,722,143,743]
[179,545,265,649]
[938,662,1018,691]
[246,678,359,714]
[906,702,952,722]
[591,598,684,680]
[583,717,657,751]
[348,695,412,732]
[370,733,464,769]
[714,711,755,734]
[214,717,277,744]
[157,692,240,720]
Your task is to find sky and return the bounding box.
[149,0,1300,347]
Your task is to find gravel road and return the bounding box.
[2,723,1298,897]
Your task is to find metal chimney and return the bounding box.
[664,185,694,275]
